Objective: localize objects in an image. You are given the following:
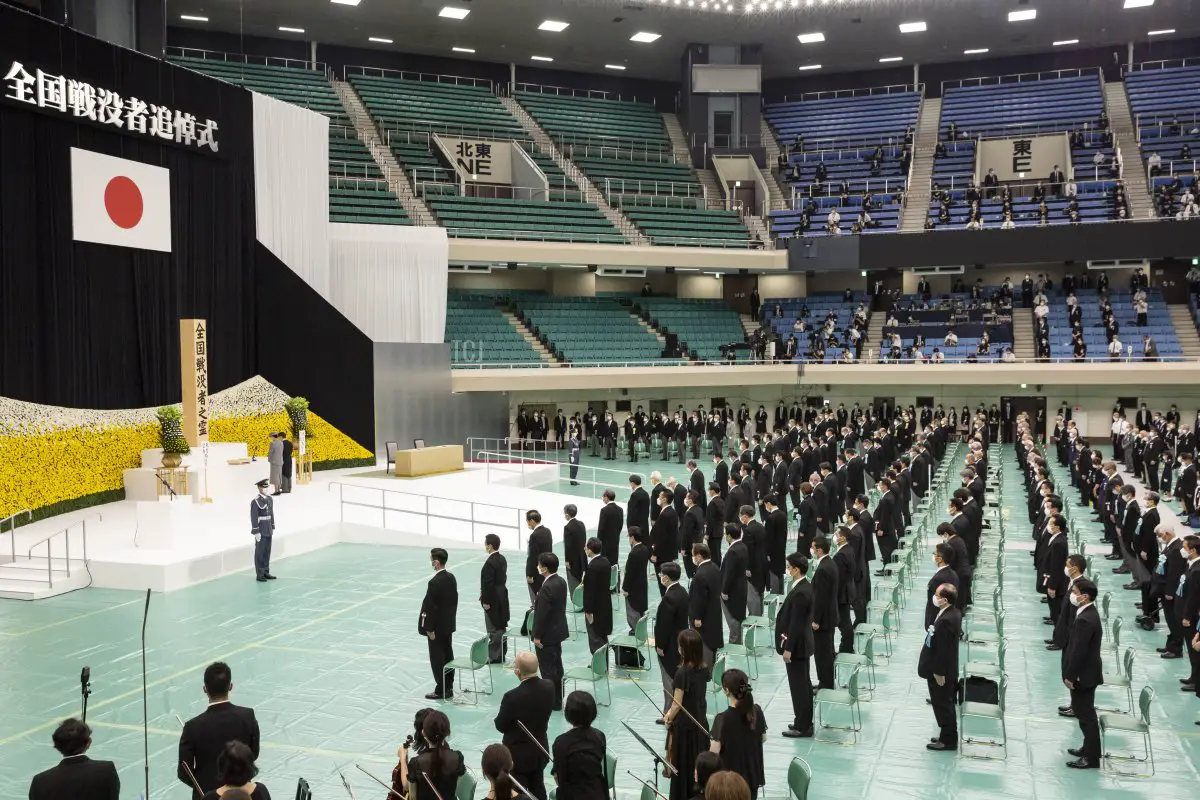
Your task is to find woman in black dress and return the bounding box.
[688,751,723,800]
[552,691,608,800]
[399,710,466,800]
[667,629,711,800]
[200,741,271,799]
[709,669,767,800]
[479,743,518,800]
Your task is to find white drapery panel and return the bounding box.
[252,91,330,298]
[329,224,448,343]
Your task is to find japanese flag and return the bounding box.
[70,148,172,252]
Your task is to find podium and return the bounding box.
[124,443,265,502]
[135,496,199,549]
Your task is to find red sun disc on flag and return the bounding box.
[103,175,144,229]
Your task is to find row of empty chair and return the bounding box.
[445,295,542,367]
[511,296,672,364]
[633,297,747,362]
[940,74,1105,140]
[1125,65,1200,189]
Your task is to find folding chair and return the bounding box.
[815,665,863,743]
[1099,686,1156,778]
[787,756,813,799]
[563,644,613,706]
[959,673,1007,760]
[443,636,494,705]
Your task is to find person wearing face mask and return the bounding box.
[920,583,962,751]
[1179,535,1200,695]
[419,548,459,701]
[936,521,970,609]
[1150,524,1187,650]
[777,552,815,738]
[1131,492,1161,600]
[689,543,725,674]
[532,553,569,711]
[1049,554,1087,656]
[1176,452,1197,521]
[1063,579,1104,769]
[1040,514,1070,625]
[925,543,959,628]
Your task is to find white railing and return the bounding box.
[23,514,98,588]
[451,354,1194,370]
[382,121,522,142]
[941,68,1100,93]
[326,482,524,545]
[1125,58,1200,73]
[1,509,32,563]
[778,83,922,103]
[513,81,657,105]
[474,451,635,500]
[565,143,680,164]
[345,65,493,89]
[929,176,1120,194]
[168,47,326,75]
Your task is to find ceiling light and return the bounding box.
[452,46,475,53]
[1148,28,1175,35]
[539,20,569,32]
[531,55,554,62]
[180,14,208,22]
[1008,9,1037,22]
[797,32,825,43]
[331,0,362,5]
[963,48,989,54]
[899,22,927,33]
[1123,0,1154,7]
[1053,39,1079,46]
[879,56,903,63]
[799,64,822,71]
[439,6,470,19]
[631,32,661,43]
[278,26,305,33]
[368,37,393,44]
[605,64,627,70]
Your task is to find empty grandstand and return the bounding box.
[939,72,1105,140]
[1127,64,1200,218]
[632,297,748,362]
[445,293,544,367]
[511,296,676,365]
[766,88,919,237]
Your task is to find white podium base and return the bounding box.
[130,442,268,501]
[135,497,199,549]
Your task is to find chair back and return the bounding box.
[634,613,650,644]
[525,608,536,631]
[846,666,861,700]
[861,633,876,663]
[605,752,617,793]
[1111,616,1123,649]
[590,645,611,677]
[1121,645,1135,679]
[386,441,398,464]
[470,636,490,668]
[991,585,1003,612]
[609,570,619,592]
[1137,685,1155,726]
[710,654,727,692]
[572,583,585,612]
[787,756,813,799]
[1100,591,1111,622]
[640,785,658,800]
[744,624,758,650]
[455,772,477,800]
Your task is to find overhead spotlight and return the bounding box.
[879,56,903,63]
[797,32,825,43]
[1123,0,1154,7]
[963,48,989,54]
[439,7,470,20]
[1008,9,1037,22]
[1053,39,1079,46]
[1148,29,1175,35]
[798,64,822,70]
[899,22,927,33]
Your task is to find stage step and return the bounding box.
[0,558,91,600]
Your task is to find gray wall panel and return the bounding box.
[373,343,508,458]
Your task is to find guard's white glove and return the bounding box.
[255,533,262,543]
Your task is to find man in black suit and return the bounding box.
[689,542,725,670]
[725,475,747,526]
[874,478,898,574]
[956,488,983,566]
[704,482,726,567]
[597,490,624,584]
[721,523,750,646]
[533,553,569,710]
[688,460,707,511]
[810,536,839,690]
[948,497,977,572]
[655,562,690,715]
[1063,579,1105,769]
[178,662,259,797]
[1152,525,1187,655]
[681,490,706,579]
[650,489,680,595]
[495,651,556,799]
[920,583,962,752]
[525,510,554,605]
[1180,535,1200,695]
[778,552,815,738]
[832,527,859,653]
[1041,514,1070,624]
[583,538,613,654]
[29,718,119,800]
[627,475,650,540]
[1049,554,1085,655]
[713,452,730,500]
[481,534,510,664]
[937,521,971,609]
[420,547,459,700]
[925,543,959,628]
[739,505,768,616]
[764,494,788,594]
[563,504,587,599]
[622,527,651,633]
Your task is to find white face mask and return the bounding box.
[1069,594,1082,608]
[933,596,948,609]
[1063,567,1073,578]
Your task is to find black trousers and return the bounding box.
[1071,685,1101,760]
[428,633,455,695]
[836,605,855,653]
[786,655,813,731]
[1147,461,1160,492]
[683,549,698,579]
[814,630,836,689]
[706,535,723,567]
[878,533,897,567]
[1162,597,1183,653]
[1048,593,1064,624]
[585,620,608,655]
[513,769,547,800]
[538,642,564,709]
[569,459,579,481]
[1185,621,1200,686]
[927,677,957,744]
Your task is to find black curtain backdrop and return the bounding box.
[0,5,374,451]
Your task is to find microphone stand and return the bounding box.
[140,588,151,800]
[156,472,178,501]
[80,667,92,723]
[338,771,358,800]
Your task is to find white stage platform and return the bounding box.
[3,460,597,596]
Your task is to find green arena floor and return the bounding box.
[1,447,1199,799]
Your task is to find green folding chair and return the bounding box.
[835,632,878,693]
[443,635,493,704]
[608,613,651,673]
[787,756,813,799]
[455,771,477,800]
[708,654,728,709]
[959,673,1007,760]
[1099,646,1136,714]
[505,608,535,663]
[563,644,612,706]
[815,665,863,743]
[1099,686,1156,777]
[718,623,761,679]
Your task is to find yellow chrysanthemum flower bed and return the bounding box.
[0,381,373,522]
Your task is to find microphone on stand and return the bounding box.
[80,667,92,722]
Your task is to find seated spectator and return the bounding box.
[815,162,827,182]
[1000,212,1015,230]
[856,209,873,229]
[840,350,854,364]
[904,125,914,145]
[1147,151,1162,176]
[792,318,805,332]
[850,221,863,235]
[1001,347,1016,363]
[931,347,945,363]
[870,156,882,176]
[965,182,980,204]
[886,312,899,328]
[826,208,841,233]
[944,330,958,347]
[1037,201,1049,226]
[1072,333,1087,361]
[965,216,983,231]
[1178,197,1199,220]
[938,206,951,225]
[862,192,876,211]
[935,141,947,157]
[924,217,936,231]
[1098,109,1109,129]
[773,303,782,318]
[911,345,925,362]
[1182,144,1192,162]
[1031,183,1046,203]
[1065,178,1077,198]
[913,333,926,349]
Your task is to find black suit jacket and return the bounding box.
[179,702,260,794]
[533,573,569,645]
[721,540,750,618]
[924,566,959,627]
[776,580,814,656]
[917,607,961,680]
[30,756,119,800]
[597,502,624,562]
[1039,533,1069,596]
[651,506,680,564]
[833,548,857,605]
[875,494,895,538]
[764,508,788,576]
[1062,605,1104,689]
[655,581,690,675]
[623,543,651,613]
[811,556,839,631]
[527,525,554,592]
[705,496,726,542]
[495,677,556,774]
[480,551,510,628]
[650,483,669,523]
[419,569,458,636]
[682,504,705,550]
[725,486,747,524]
[689,560,725,652]
[583,556,613,636]
[563,519,587,582]
[714,461,730,497]
[742,520,767,593]
[690,469,707,509]
[627,487,651,534]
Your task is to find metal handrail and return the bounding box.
[941,68,1100,93]
[345,64,493,89]
[326,481,524,544]
[513,81,654,105]
[449,354,1196,370]
[1125,58,1200,73]
[1,509,32,563]
[779,83,922,103]
[167,46,325,74]
[24,514,99,588]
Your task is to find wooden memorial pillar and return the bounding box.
[179,319,210,446]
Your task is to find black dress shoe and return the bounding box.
[1057,705,1071,713]
[265,573,277,580]
[1068,747,1084,758]
[1040,597,1049,603]
[1058,707,1076,718]
[1044,619,1056,626]
[1066,757,1099,769]
[256,575,268,582]
[1161,652,1181,659]
[783,727,814,738]
[655,718,665,725]
[1044,638,1055,645]
[424,691,445,700]
[1043,616,1054,623]
[1123,581,1139,590]
[1182,684,1197,692]
[1104,554,1121,561]
[1135,603,1144,609]
[1156,647,1168,653]
[1182,678,1194,684]
[926,741,956,752]
[1113,565,1131,574]
[1046,644,1062,651]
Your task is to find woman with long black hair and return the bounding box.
[398,710,466,799]
[667,629,711,800]
[708,669,766,800]
[480,743,518,799]
[552,691,608,799]
[688,751,723,800]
